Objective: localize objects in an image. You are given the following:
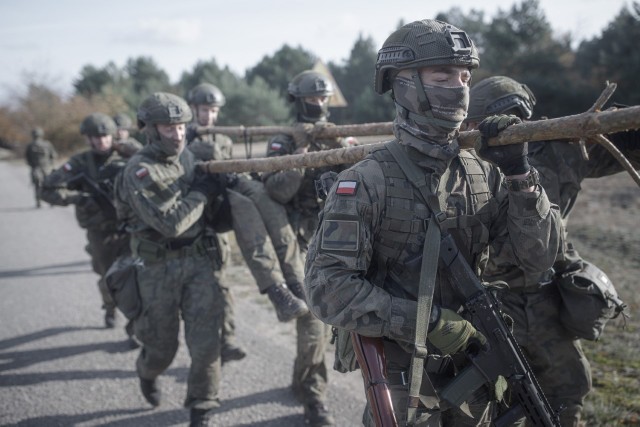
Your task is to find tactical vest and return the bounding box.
[366,144,498,289]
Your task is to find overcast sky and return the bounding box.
[0,0,633,104]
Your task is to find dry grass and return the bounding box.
[568,172,640,426]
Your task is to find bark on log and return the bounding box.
[196,122,394,139]
[202,105,640,174]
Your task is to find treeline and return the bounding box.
[1,0,638,153]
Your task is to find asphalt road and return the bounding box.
[0,158,366,427]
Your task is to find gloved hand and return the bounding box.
[292,122,315,148]
[428,307,487,355]
[476,114,529,176]
[313,122,343,148]
[192,170,227,200]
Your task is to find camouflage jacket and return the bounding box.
[115,143,208,244]
[304,128,560,346]
[485,129,640,287]
[263,122,348,245]
[25,138,57,171]
[40,148,125,231]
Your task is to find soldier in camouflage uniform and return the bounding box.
[465,75,640,427]
[25,127,57,208]
[262,70,352,427]
[114,92,227,426]
[40,113,137,337]
[304,20,561,426]
[186,82,308,330]
[113,113,144,156]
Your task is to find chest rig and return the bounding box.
[366,142,498,290]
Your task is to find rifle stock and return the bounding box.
[438,233,561,427]
[350,333,398,427]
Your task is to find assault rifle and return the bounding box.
[68,172,117,218]
[439,233,560,427]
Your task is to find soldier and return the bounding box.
[113,113,144,156]
[40,113,137,339]
[261,70,351,427]
[25,127,57,208]
[465,75,638,426]
[186,82,309,330]
[304,20,561,426]
[114,92,227,426]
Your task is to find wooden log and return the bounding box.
[196,122,394,139]
[202,105,640,174]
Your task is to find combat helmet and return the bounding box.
[113,113,133,130]
[187,83,226,107]
[31,127,44,139]
[137,92,192,129]
[467,76,537,122]
[80,113,117,136]
[287,70,334,123]
[374,19,479,95]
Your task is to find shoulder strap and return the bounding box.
[385,141,448,426]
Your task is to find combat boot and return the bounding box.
[304,401,335,426]
[287,282,307,302]
[266,283,309,322]
[221,343,247,364]
[190,408,214,427]
[139,377,161,407]
[104,306,116,329]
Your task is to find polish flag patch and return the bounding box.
[336,180,358,196]
[270,142,282,151]
[63,163,73,172]
[135,167,149,179]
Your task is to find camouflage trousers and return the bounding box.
[85,228,129,311]
[30,168,45,206]
[362,339,497,427]
[230,176,304,290]
[500,285,592,427]
[213,232,238,349]
[292,312,331,405]
[134,253,224,410]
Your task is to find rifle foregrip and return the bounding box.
[351,333,398,427]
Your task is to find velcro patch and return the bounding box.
[63,163,72,172]
[135,167,149,179]
[321,219,359,252]
[335,180,358,196]
[270,142,282,151]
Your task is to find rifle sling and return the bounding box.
[385,141,450,426]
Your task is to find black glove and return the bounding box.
[476,114,529,176]
[192,171,226,200]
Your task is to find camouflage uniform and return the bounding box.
[25,128,57,208]
[467,75,640,426]
[486,129,640,427]
[40,116,133,325]
[186,82,307,326]
[304,21,561,426]
[115,93,225,417]
[261,70,350,426]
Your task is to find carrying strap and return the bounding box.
[386,141,450,426]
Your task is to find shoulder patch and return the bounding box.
[321,219,359,252]
[135,167,149,179]
[335,180,358,196]
[63,163,72,172]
